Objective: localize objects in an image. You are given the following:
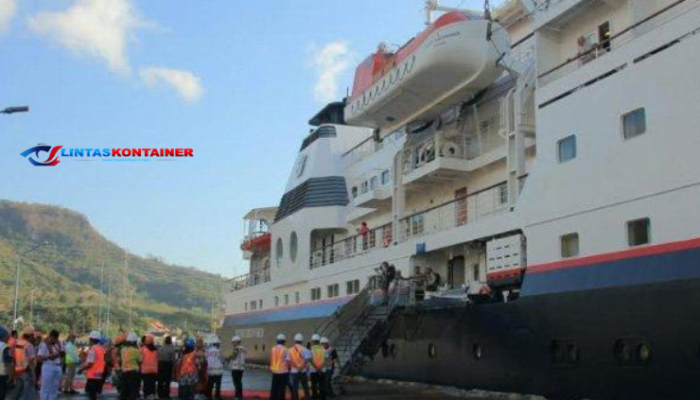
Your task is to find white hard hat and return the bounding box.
[231,335,241,342]
[311,334,321,342]
[320,337,330,344]
[89,330,101,340]
[294,333,304,342]
[276,333,286,341]
[126,332,139,342]
[211,336,221,344]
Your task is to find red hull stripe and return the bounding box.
[527,237,700,274]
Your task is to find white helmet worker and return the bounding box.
[311,334,321,342]
[89,330,101,340]
[126,332,139,342]
[276,333,287,342]
[231,335,242,342]
[294,333,304,342]
[320,337,330,345]
[211,336,221,345]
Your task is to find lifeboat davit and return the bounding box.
[344,11,509,131]
[240,232,271,253]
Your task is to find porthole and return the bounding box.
[428,343,436,359]
[637,343,651,363]
[275,238,283,267]
[289,232,298,263]
[473,344,483,360]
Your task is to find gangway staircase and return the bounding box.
[315,277,410,377]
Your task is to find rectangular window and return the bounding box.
[622,108,646,139]
[258,299,263,309]
[560,233,580,258]
[370,176,379,190]
[558,135,577,163]
[498,184,508,205]
[327,284,339,298]
[346,279,360,295]
[311,288,321,301]
[274,296,279,307]
[381,170,390,185]
[284,294,289,306]
[295,292,300,304]
[627,218,650,246]
[244,303,248,311]
[250,301,257,311]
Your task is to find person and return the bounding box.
[61,334,79,395]
[157,336,175,400]
[80,331,105,400]
[112,333,127,396]
[99,338,115,395]
[13,326,36,400]
[204,338,223,400]
[227,336,245,400]
[176,338,198,400]
[0,326,13,400]
[358,222,370,250]
[36,330,62,400]
[288,333,311,400]
[309,335,326,400]
[320,338,338,399]
[269,334,289,400]
[140,335,158,400]
[426,267,440,292]
[193,338,208,400]
[119,332,142,400]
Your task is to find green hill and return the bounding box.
[0,200,224,335]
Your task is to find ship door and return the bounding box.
[448,256,466,289]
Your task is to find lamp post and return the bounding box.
[13,242,51,330]
[1,106,29,115]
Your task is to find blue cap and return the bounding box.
[184,337,195,349]
[0,326,8,341]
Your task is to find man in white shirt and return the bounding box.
[36,330,62,400]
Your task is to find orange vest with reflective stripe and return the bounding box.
[179,352,197,376]
[140,347,158,374]
[288,344,306,371]
[14,339,29,374]
[269,345,288,374]
[86,345,105,380]
[311,345,325,371]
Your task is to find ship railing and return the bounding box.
[226,266,271,292]
[398,181,509,242]
[401,134,472,175]
[538,0,693,86]
[343,130,406,166]
[309,223,393,269]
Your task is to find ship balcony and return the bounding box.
[309,222,393,269]
[533,0,595,31]
[352,186,392,208]
[226,266,271,292]
[399,181,511,242]
[402,137,513,189]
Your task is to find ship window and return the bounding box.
[275,296,279,307]
[498,184,508,205]
[250,301,257,311]
[327,283,339,298]
[284,294,289,306]
[259,299,263,309]
[289,232,298,263]
[346,279,361,295]
[560,233,580,258]
[275,238,283,267]
[622,108,646,139]
[295,292,300,304]
[244,303,248,311]
[627,218,650,246]
[361,180,369,194]
[311,287,322,301]
[370,176,379,190]
[351,186,358,199]
[381,170,390,185]
[557,135,577,163]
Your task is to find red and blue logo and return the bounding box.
[20,145,63,166]
[21,144,194,166]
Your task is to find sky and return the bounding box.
[0,0,495,278]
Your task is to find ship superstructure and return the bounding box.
[222,0,700,398]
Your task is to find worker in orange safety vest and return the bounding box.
[80,331,105,400]
[140,335,158,400]
[310,335,326,400]
[269,334,290,400]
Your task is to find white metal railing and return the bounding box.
[402,134,473,175]
[310,223,393,269]
[343,131,406,166]
[399,182,510,242]
[227,266,271,292]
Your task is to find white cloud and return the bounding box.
[140,67,204,102]
[27,0,141,74]
[0,0,17,33]
[311,41,352,103]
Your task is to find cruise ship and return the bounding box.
[221,0,700,398]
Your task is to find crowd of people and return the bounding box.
[267,333,338,400]
[0,325,250,400]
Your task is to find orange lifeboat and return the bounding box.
[240,232,271,253]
